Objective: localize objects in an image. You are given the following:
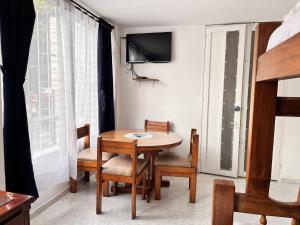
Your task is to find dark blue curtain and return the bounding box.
[0,0,38,197]
[98,18,115,133]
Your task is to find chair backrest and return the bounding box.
[97,137,138,177]
[77,124,90,149]
[190,132,199,169]
[189,129,197,154]
[144,119,170,132]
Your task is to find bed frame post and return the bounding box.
[292,188,300,225]
[212,180,235,225]
[245,23,280,197]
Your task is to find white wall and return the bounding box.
[277,79,300,182]
[116,26,205,154]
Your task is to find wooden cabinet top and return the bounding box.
[0,190,34,218]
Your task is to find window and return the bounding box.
[25,0,59,158]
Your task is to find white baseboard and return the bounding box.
[30,176,85,219]
[280,178,300,185]
[30,185,70,219]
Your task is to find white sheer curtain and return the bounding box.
[25,0,76,190]
[25,0,99,190]
[59,0,78,181]
[73,10,99,150]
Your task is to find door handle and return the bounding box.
[234,106,241,112]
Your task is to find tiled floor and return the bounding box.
[31,174,299,225]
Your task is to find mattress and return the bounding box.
[267,10,300,51]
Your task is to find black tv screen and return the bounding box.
[126,32,172,63]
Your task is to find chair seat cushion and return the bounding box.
[77,148,114,162]
[102,156,147,177]
[154,151,191,167]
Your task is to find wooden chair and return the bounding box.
[144,119,170,132]
[70,124,114,196]
[111,120,170,200]
[154,129,199,203]
[96,137,148,219]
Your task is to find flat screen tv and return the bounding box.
[126,32,172,63]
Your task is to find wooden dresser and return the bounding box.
[0,190,34,225]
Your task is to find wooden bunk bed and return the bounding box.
[212,22,300,225]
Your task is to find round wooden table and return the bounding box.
[101,129,183,152]
[101,129,183,201]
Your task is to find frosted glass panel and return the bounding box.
[220,31,239,171]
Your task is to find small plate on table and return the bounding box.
[124,132,153,139]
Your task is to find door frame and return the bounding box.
[237,24,255,177]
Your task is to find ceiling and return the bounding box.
[81,0,299,27]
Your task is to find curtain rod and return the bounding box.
[67,0,114,29]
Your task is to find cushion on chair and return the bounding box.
[102,156,147,177]
[77,148,114,162]
[154,151,191,167]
